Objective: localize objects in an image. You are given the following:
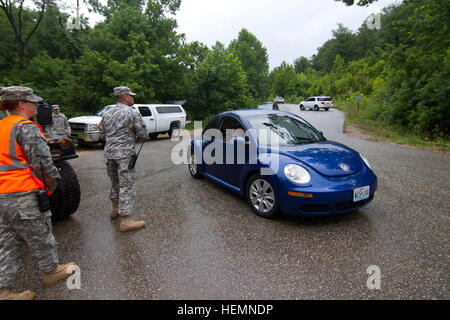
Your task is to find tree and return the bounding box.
[294,56,311,74]
[186,42,250,119]
[0,0,47,69]
[335,0,378,5]
[269,62,297,99]
[312,23,358,72]
[228,28,269,102]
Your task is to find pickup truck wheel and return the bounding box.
[50,160,80,221]
[314,105,319,111]
[149,133,158,139]
[168,124,180,138]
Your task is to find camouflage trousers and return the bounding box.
[0,191,59,287]
[106,158,136,217]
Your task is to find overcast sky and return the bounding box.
[175,0,398,70]
[77,0,399,70]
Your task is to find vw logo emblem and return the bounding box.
[339,163,350,172]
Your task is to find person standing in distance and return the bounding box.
[0,87,78,300]
[50,105,71,138]
[99,86,147,232]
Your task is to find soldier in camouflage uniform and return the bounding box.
[99,86,147,232]
[0,87,78,300]
[49,105,71,137]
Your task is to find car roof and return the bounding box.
[216,109,291,118]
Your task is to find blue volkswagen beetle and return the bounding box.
[189,110,377,219]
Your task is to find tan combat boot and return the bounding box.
[0,287,35,300]
[42,262,77,286]
[120,216,146,232]
[110,202,119,220]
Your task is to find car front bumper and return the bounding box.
[70,131,100,143]
[274,172,377,216]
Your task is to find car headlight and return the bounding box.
[284,164,311,185]
[86,124,99,131]
[58,138,71,151]
[360,154,372,170]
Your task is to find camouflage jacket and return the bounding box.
[99,103,147,159]
[50,113,70,136]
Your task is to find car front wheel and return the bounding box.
[188,150,202,179]
[314,105,319,111]
[300,105,305,110]
[246,174,279,219]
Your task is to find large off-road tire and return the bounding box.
[50,160,80,221]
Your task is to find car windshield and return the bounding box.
[246,113,326,146]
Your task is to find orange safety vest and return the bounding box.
[0,115,45,193]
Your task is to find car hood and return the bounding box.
[276,141,362,177]
[68,116,101,124]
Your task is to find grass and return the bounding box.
[334,100,450,152]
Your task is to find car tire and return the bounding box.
[300,105,305,111]
[168,124,179,138]
[188,150,202,179]
[149,133,158,139]
[50,160,80,221]
[246,174,280,219]
[314,105,319,111]
[325,108,329,111]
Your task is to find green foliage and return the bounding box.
[0,0,447,142]
[185,42,252,120]
[288,0,449,140]
[228,28,269,102]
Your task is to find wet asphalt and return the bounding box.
[13,104,449,299]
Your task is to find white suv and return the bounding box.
[299,96,333,111]
[274,96,285,104]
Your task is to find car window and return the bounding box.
[318,97,332,101]
[219,116,245,141]
[156,106,182,114]
[137,106,152,117]
[246,114,326,146]
[203,116,221,140]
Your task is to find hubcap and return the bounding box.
[249,179,275,213]
[189,155,197,175]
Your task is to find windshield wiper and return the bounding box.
[287,137,316,144]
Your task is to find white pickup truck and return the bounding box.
[69,104,188,145]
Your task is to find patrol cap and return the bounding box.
[113,86,136,97]
[52,105,60,110]
[0,86,43,103]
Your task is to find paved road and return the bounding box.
[15,105,449,299]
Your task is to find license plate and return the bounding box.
[353,185,370,202]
